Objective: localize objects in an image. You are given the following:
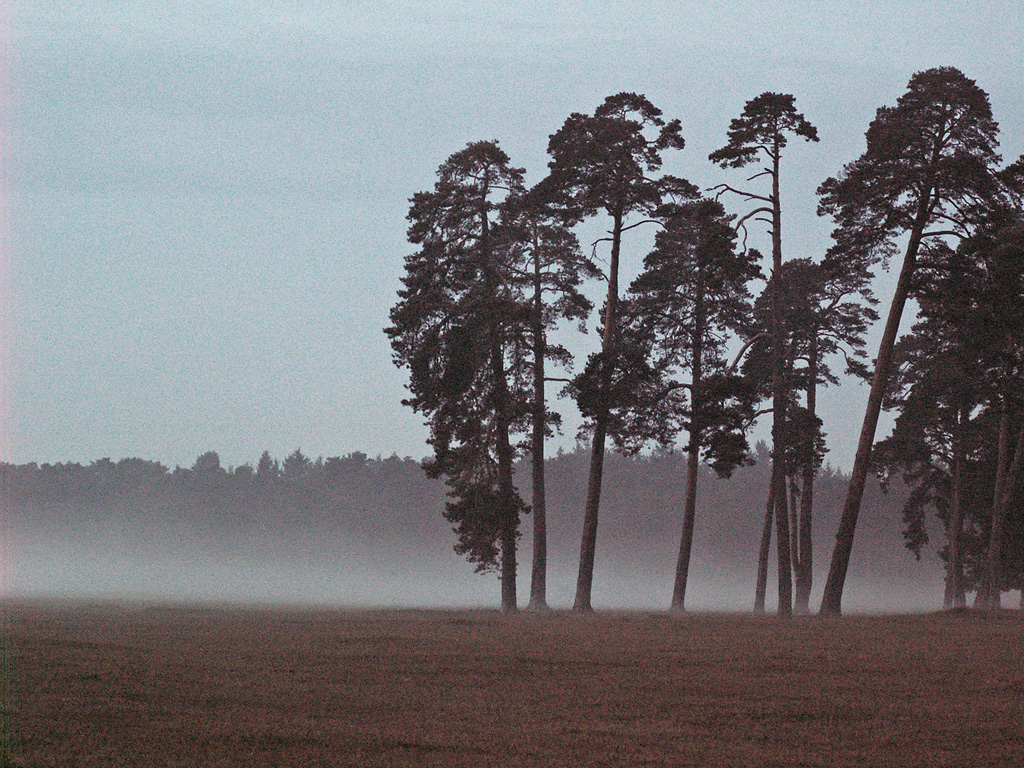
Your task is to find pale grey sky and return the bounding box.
[6,1,1023,469]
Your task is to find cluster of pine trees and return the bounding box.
[386,67,1024,615]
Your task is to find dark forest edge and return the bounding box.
[3,445,1019,610]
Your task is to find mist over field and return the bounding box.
[4,535,944,613]
[3,450,946,613]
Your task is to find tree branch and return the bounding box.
[728,332,769,373]
[619,218,663,234]
[708,183,773,204]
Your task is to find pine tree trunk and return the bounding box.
[982,419,1024,610]
[980,412,1009,608]
[671,278,705,613]
[794,466,815,613]
[574,423,606,613]
[794,337,818,614]
[499,492,518,613]
[769,143,792,617]
[788,475,800,574]
[528,247,548,611]
[773,458,793,617]
[754,479,774,613]
[819,192,935,615]
[573,209,623,613]
[945,407,967,608]
[494,354,518,614]
[483,190,517,614]
[671,440,700,613]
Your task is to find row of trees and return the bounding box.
[8,447,944,604]
[2,450,442,534]
[387,67,1024,615]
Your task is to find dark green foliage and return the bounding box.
[818,67,1004,270]
[873,214,1024,601]
[710,90,820,616]
[546,93,689,222]
[817,66,1012,615]
[569,306,668,445]
[743,258,876,469]
[708,92,819,169]
[386,141,530,594]
[624,197,761,472]
[545,92,693,611]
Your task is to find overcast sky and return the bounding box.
[5,1,1023,470]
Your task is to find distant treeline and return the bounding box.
[2,446,944,595]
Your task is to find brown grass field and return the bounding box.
[2,600,1023,767]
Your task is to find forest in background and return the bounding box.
[0,446,958,610]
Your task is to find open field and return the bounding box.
[2,601,1023,767]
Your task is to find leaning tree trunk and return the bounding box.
[528,249,548,611]
[670,439,700,613]
[573,209,623,612]
[754,479,775,613]
[670,281,706,613]
[820,191,936,615]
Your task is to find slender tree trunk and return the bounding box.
[754,478,775,613]
[574,208,623,612]
[945,406,967,608]
[773,457,793,616]
[497,429,518,614]
[980,412,1010,607]
[528,244,548,611]
[670,278,706,613]
[819,191,936,615]
[482,188,517,614]
[769,142,792,617]
[794,336,818,614]
[671,440,700,613]
[982,418,1024,610]
[788,475,800,572]
[493,326,518,613]
[795,466,815,613]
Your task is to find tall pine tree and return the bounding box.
[386,141,529,612]
[817,67,1009,615]
[709,92,819,616]
[546,93,691,612]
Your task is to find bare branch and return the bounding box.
[728,332,769,374]
[920,229,967,241]
[619,218,663,234]
[708,183,773,204]
[734,207,774,229]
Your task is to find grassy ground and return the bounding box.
[2,600,1023,767]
